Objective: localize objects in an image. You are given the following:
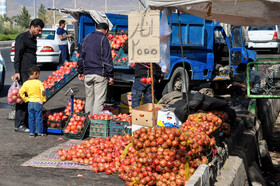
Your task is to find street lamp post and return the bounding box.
[53,0,56,27]
[33,0,36,18]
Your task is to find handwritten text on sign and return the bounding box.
[128,10,160,63]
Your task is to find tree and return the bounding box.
[15,6,31,28]
[38,4,47,23]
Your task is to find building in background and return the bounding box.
[0,0,6,17]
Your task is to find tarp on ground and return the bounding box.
[48,8,113,30]
[146,0,280,26]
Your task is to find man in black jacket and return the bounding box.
[11,18,44,133]
[77,23,114,115]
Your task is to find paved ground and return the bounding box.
[0,78,125,186]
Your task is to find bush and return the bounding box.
[0,34,18,41]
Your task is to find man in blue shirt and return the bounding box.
[57,20,72,65]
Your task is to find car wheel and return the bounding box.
[273,47,280,54]
[166,67,189,93]
[0,67,5,91]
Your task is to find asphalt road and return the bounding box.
[0,47,125,186]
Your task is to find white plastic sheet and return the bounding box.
[159,8,172,73]
[147,0,280,26]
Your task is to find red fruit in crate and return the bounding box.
[141,77,147,84]
[108,34,113,40]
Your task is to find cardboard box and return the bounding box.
[132,103,164,127]
[157,108,182,128]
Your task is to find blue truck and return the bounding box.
[76,11,256,95]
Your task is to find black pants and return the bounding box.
[14,73,29,128]
[229,85,249,107]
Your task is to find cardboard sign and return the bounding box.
[128,10,160,63]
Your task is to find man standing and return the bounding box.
[12,18,44,133]
[77,23,114,115]
[57,20,72,65]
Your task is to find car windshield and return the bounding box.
[248,26,276,31]
[37,30,55,40]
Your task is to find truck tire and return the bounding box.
[166,67,189,93]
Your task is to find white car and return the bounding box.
[10,28,73,64]
[0,51,6,91]
[247,25,280,53]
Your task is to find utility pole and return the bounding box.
[33,0,36,18]
[74,0,77,9]
[105,0,107,13]
[53,0,56,27]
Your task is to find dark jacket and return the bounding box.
[77,31,114,78]
[134,63,162,80]
[14,31,37,74]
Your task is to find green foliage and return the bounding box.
[38,4,47,23]
[15,6,31,28]
[0,34,17,41]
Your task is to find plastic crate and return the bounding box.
[63,113,90,140]
[45,84,58,98]
[55,68,77,89]
[89,119,110,138]
[110,120,131,137]
[47,119,66,129]
[64,68,78,82]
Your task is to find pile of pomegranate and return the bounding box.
[58,125,219,185]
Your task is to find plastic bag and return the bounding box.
[159,8,172,74]
[7,81,23,104]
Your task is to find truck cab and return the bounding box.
[164,13,257,93]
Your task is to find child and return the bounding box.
[19,65,47,137]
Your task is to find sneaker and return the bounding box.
[29,134,35,138]
[38,133,47,137]
[14,125,30,133]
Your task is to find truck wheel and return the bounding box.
[167,67,189,93]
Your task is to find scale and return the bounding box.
[65,86,80,115]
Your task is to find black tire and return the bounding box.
[166,67,189,93]
[0,68,5,91]
[274,47,280,54]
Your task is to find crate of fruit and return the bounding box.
[47,119,66,129]
[64,97,86,115]
[45,84,58,98]
[63,113,90,140]
[110,119,131,137]
[89,119,110,138]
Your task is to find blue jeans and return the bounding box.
[131,77,152,109]
[28,102,43,135]
[59,45,69,64]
